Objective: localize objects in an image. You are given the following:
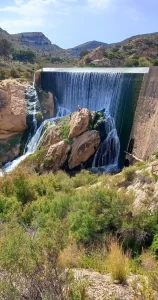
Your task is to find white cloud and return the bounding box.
[88,0,111,9]
[0,18,44,33]
[0,0,57,17]
[0,0,67,32]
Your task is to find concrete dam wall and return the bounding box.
[129,67,158,161]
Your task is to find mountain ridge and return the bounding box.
[0,27,158,63]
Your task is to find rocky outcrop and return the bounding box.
[69,130,100,169]
[38,90,55,119]
[69,108,91,139]
[45,141,71,172]
[0,134,22,166]
[13,32,52,48]
[0,80,27,139]
[0,79,28,166]
[41,126,61,147]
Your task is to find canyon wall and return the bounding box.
[130,67,158,160]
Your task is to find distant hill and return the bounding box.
[12,32,65,56]
[0,28,26,51]
[67,40,109,57]
[79,32,158,67]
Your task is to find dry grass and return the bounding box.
[58,239,85,268]
[106,238,130,283]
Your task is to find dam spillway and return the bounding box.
[39,67,149,168]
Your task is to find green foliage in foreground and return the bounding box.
[0,167,157,297]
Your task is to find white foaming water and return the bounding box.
[33,102,38,134]
[92,114,120,173]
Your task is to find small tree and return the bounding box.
[12,50,36,63]
[139,57,151,67]
[0,39,13,60]
[124,57,139,67]
[80,50,89,59]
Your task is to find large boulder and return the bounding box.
[69,130,100,169]
[41,126,61,147]
[0,80,27,139]
[45,141,71,172]
[69,108,91,139]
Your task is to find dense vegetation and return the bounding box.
[0,156,158,298]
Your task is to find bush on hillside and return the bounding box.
[139,57,151,67]
[106,239,130,283]
[0,69,6,80]
[124,57,139,67]
[10,68,18,78]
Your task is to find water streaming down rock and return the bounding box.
[92,114,120,173]
[2,105,70,174]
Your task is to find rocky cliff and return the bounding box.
[0,79,27,166]
[12,32,64,56]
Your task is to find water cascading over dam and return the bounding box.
[1,67,149,175]
[40,67,149,169]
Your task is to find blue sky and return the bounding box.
[0,0,157,49]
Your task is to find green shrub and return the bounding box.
[10,68,18,78]
[14,174,36,204]
[0,221,69,299]
[60,123,70,142]
[123,166,136,182]
[151,234,158,257]
[139,57,151,67]
[43,156,54,169]
[70,187,132,244]
[0,69,6,80]
[124,58,139,67]
[72,170,98,188]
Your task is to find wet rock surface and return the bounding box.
[46,140,71,172]
[69,130,100,169]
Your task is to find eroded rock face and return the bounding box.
[46,141,71,172]
[69,108,91,139]
[0,80,27,139]
[69,130,100,169]
[0,134,22,166]
[41,126,61,147]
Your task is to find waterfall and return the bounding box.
[33,102,38,134]
[0,68,147,175]
[92,114,120,173]
[41,68,145,168]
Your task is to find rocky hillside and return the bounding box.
[12,32,65,56]
[0,27,26,51]
[79,32,158,67]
